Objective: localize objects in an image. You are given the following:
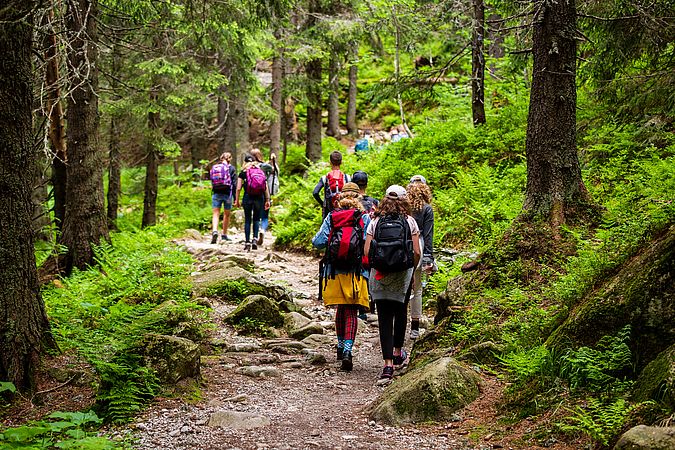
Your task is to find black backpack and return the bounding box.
[368,214,414,273]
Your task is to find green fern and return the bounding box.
[558,397,637,446]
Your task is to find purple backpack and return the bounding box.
[246,165,267,196]
[210,163,231,188]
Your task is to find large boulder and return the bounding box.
[139,334,200,384]
[633,344,675,410]
[367,357,480,425]
[192,265,295,311]
[289,323,324,340]
[144,300,208,343]
[547,226,675,371]
[225,295,285,328]
[614,425,675,450]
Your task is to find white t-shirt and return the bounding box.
[367,215,420,237]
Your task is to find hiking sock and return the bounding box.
[337,338,345,350]
[343,339,354,354]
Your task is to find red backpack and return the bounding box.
[324,170,345,210]
[325,209,365,275]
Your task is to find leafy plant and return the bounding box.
[558,397,638,447]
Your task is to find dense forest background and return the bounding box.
[1,0,674,448]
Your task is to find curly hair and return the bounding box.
[407,182,433,212]
[336,191,364,211]
[374,195,411,217]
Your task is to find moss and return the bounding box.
[633,344,675,411]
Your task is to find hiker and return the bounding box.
[352,170,379,215]
[312,182,371,372]
[312,150,351,219]
[251,149,280,245]
[209,152,237,244]
[364,185,421,383]
[407,175,436,340]
[234,154,270,251]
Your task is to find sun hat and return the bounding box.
[409,174,427,184]
[341,182,361,194]
[352,171,368,187]
[385,185,407,199]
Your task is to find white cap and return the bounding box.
[409,174,427,184]
[385,185,407,199]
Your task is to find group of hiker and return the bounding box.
[311,150,436,384]
[209,149,279,250]
[209,147,435,383]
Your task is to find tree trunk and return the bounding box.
[106,38,122,230]
[236,95,249,153]
[141,109,160,228]
[471,0,486,126]
[0,0,55,393]
[522,0,590,225]
[44,7,67,231]
[487,13,505,78]
[326,53,341,139]
[217,95,227,155]
[270,30,283,158]
[60,0,109,273]
[346,44,358,137]
[190,135,205,181]
[305,58,323,162]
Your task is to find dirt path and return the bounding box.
[125,230,515,450]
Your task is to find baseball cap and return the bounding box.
[385,185,407,199]
[352,171,368,187]
[409,174,427,184]
[341,182,361,194]
[244,155,255,162]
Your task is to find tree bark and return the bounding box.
[0,0,55,393]
[326,53,341,139]
[106,38,121,230]
[305,58,323,162]
[60,0,109,273]
[217,95,227,155]
[522,0,590,225]
[141,108,160,229]
[44,6,67,231]
[346,44,358,137]
[270,30,283,158]
[471,0,486,126]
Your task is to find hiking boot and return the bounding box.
[336,347,344,361]
[257,231,264,245]
[221,234,231,242]
[340,352,353,371]
[393,350,408,368]
[210,231,218,244]
[376,366,394,385]
[251,242,258,250]
[244,242,251,252]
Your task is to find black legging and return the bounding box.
[375,299,408,360]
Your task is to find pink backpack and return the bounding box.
[246,165,267,196]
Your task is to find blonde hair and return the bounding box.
[250,148,264,163]
[337,192,364,211]
[407,182,433,212]
[220,152,232,163]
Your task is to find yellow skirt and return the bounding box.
[321,273,370,310]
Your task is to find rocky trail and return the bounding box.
[125,229,566,450]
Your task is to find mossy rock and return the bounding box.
[139,333,200,384]
[614,425,675,450]
[460,341,504,366]
[547,225,675,371]
[367,357,480,425]
[192,265,293,308]
[144,300,209,343]
[225,295,285,328]
[633,343,675,411]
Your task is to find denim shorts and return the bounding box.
[212,193,232,209]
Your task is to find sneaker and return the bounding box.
[221,234,231,242]
[336,347,344,361]
[410,329,420,340]
[340,352,353,371]
[377,365,394,385]
[251,242,258,250]
[244,242,251,252]
[257,231,264,245]
[393,350,408,367]
[210,231,218,244]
